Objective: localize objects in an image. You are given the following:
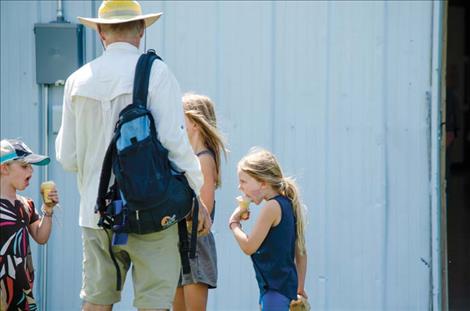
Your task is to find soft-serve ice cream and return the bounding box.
[40,181,56,205]
[236,195,251,220]
[290,294,310,311]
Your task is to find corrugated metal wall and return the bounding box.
[0,1,443,310]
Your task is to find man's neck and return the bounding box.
[104,37,140,49]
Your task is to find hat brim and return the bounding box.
[77,12,162,31]
[23,154,50,166]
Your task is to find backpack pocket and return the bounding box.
[167,174,193,218]
[125,178,194,234]
[116,114,150,151]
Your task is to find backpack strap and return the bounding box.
[105,228,123,291]
[178,220,191,274]
[178,194,199,274]
[132,49,162,108]
[96,136,117,217]
[97,172,123,291]
[95,49,163,217]
[189,196,199,258]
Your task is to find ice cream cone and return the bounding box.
[289,295,310,311]
[236,195,251,220]
[41,181,56,204]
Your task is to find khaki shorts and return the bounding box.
[80,225,181,309]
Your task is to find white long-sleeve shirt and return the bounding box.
[56,42,202,229]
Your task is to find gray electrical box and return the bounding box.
[34,23,84,84]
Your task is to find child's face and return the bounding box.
[238,170,264,205]
[1,161,33,191]
[184,115,197,137]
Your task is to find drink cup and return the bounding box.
[41,181,56,204]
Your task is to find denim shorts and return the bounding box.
[260,290,291,311]
[259,290,291,311]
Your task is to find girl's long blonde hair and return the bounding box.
[183,93,227,188]
[238,148,307,255]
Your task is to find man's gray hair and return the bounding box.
[98,20,145,37]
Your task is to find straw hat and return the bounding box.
[77,0,162,31]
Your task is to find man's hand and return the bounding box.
[197,198,212,236]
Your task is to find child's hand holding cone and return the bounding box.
[236,195,251,220]
[40,181,59,214]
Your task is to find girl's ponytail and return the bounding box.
[281,177,306,255]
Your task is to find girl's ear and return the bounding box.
[0,164,10,175]
[259,180,268,189]
[191,123,201,136]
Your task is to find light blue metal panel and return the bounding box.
[430,2,445,308]
[271,0,436,310]
[321,2,389,310]
[272,1,330,309]
[156,1,219,97]
[0,0,42,150]
[384,1,434,310]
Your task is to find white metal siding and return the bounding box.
[0,1,442,310]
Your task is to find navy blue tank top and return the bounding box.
[251,195,298,300]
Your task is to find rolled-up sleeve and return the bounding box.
[148,62,203,195]
[55,79,78,172]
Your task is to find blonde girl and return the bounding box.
[229,148,308,310]
[173,94,227,311]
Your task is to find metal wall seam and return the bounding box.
[430,1,445,310]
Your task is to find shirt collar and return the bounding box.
[104,42,140,55]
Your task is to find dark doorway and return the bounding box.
[446,1,470,310]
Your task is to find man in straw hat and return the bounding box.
[55,1,211,310]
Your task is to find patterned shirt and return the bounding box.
[0,197,39,310]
